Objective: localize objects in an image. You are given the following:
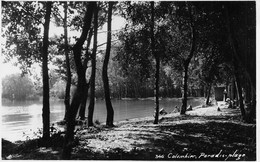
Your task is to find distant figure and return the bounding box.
[217,107,221,111]
[187,105,192,111]
[50,123,56,133]
[159,108,167,115]
[228,99,233,108]
[175,106,179,112]
[232,99,237,109]
[171,106,179,113]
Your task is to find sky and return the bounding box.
[1,15,126,78]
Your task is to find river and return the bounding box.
[1,98,204,142]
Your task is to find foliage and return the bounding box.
[115,29,152,81]
[50,79,66,99]
[115,2,198,99]
[2,73,36,100]
[2,1,45,72]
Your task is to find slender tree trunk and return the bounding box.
[62,2,96,159]
[206,83,211,105]
[153,56,160,124]
[77,23,94,120]
[88,74,94,126]
[78,83,90,120]
[88,6,98,127]
[234,69,246,120]
[180,65,188,114]
[232,79,236,102]
[42,2,52,143]
[102,2,114,127]
[150,1,160,124]
[180,4,196,115]
[62,78,86,159]
[63,2,71,121]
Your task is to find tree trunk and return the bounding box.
[63,2,71,121]
[206,83,211,105]
[62,79,86,159]
[78,83,90,120]
[102,2,114,127]
[153,56,160,124]
[180,4,196,115]
[232,79,236,102]
[224,5,248,121]
[62,2,96,160]
[88,6,98,127]
[180,65,188,114]
[42,2,52,143]
[224,4,256,94]
[150,1,160,124]
[234,70,246,121]
[77,26,94,120]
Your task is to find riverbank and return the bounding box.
[2,101,256,160]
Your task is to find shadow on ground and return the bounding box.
[72,108,256,160]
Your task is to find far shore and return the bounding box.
[2,96,206,102]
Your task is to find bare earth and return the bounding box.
[2,101,256,160]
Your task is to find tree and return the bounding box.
[179,3,196,115]
[2,2,43,72]
[115,28,153,99]
[77,28,92,120]
[191,1,255,121]
[2,1,53,143]
[63,2,72,121]
[117,2,166,123]
[51,2,94,121]
[41,1,52,143]
[197,1,255,121]
[88,4,99,126]
[223,2,254,121]
[102,2,115,127]
[2,73,35,100]
[150,1,160,124]
[62,2,96,159]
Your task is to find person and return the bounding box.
[187,105,192,111]
[50,123,56,133]
[159,108,167,115]
[175,106,179,112]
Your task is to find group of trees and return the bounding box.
[2,1,255,159]
[2,74,35,100]
[115,1,255,119]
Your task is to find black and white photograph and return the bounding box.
[1,1,256,160]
